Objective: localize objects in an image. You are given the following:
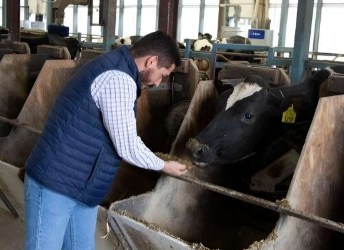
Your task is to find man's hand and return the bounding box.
[161,161,187,176]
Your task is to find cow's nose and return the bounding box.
[186,138,208,160]
[192,146,205,160]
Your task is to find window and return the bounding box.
[123,5,137,36]
[77,5,88,35]
[141,6,157,35]
[180,4,200,41]
[268,5,281,47]
[203,1,220,39]
[64,5,74,33]
[92,0,100,25]
[318,5,344,54]
[285,6,297,47]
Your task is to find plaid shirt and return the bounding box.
[91,70,164,171]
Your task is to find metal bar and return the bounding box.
[0,115,41,134]
[199,0,205,34]
[278,0,289,47]
[213,43,270,51]
[24,0,29,21]
[290,0,315,84]
[167,173,344,234]
[184,38,191,58]
[2,0,7,27]
[155,0,159,31]
[87,2,92,41]
[0,187,19,218]
[73,5,78,34]
[102,0,117,51]
[118,0,124,37]
[158,0,179,38]
[176,0,183,42]
[6,0,20,41]
[312,0,323,58]
[46,0,52,28]
[136,0,142,35]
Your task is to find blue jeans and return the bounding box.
[24,174,98,250]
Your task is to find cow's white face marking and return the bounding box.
[115,37,132,45]
[225,82,262,110]
[193,39,212,51]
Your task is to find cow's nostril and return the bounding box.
[193,147,206,159]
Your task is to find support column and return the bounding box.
[158,0,179,39]
[312,0,323,57]
[24,0,29,21]
[73,5,78,34]
[290,0,314,84]
[6,0,20,42]
[2,0,7,27]
[102,0,117,51]
[278,0,289,47]
[199,0,205,34]
[118,0,124,37]
[46,0,52,29]
[136,0,142,36]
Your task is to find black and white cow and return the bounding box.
[187,66,344,168]
[115,35,143,45]
[192,32,213,51]
[225,35,254,63]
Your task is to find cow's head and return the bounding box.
[187,75,283,167]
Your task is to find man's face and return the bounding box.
[140,58,175,89]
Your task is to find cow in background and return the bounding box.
[115,35,143,45]
[222,35,254,63]
[20,31,81,59]
[192,32,214,51]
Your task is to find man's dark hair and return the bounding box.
[130,30,181,68]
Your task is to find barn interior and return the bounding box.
[0,1,344,250]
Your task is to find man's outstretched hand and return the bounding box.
[161,161,187,176]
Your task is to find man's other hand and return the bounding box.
[161,161,187,176]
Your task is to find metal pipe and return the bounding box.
[199,0,205,34]
[0,115,41,134]
[278,0,289,47]
[0,188,19,218]
[136,0,142,36]
[166,173,344,234]
[312,0,323,58]
[118,0,124,37]
[2,0,7,27]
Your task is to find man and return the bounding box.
[24,31,186,250]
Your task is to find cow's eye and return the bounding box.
[244,113,254,120]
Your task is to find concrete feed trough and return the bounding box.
[108,80,344,250]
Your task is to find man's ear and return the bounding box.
[146,56,158,68]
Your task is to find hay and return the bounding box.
[116,210,216,250]
[245,231,278,250]
[186,138,209,152]
[276,198,291,209]
[155,152,193,171]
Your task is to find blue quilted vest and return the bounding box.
[26,46,141,207]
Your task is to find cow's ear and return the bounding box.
[216,89,233,113]
[244,75,270,90]
[267,91,283,116]
[214,79,234,95]
[198,32,203,39]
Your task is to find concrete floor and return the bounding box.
[0,160,125,250]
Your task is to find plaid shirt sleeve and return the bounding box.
[90,70,165,171]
